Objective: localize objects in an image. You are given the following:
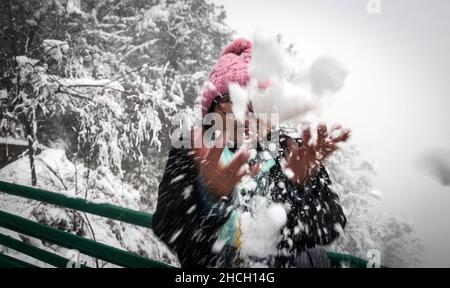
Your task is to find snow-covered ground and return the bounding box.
[0,149,179,268]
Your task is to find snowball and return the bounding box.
[248,30,290,81]
[309,56,348,96]
[283,168,294,180]
[240,197,287,258]
[267,203,288,227]
[229,83,249,122]
[242,30,349,124]
[239,175,257,191]
[249,79,316,123]
[268,143,277,152]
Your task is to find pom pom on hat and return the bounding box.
[201,38,253,116]
[221,38,252,56]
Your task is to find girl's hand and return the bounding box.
[285,123,351,187]
[192,129,260,198]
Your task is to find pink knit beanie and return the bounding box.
[201,38,253,116]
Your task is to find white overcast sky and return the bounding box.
[211,0,450,267]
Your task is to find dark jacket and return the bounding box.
[152,134,347,267]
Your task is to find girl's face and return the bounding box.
[211,95,270,145]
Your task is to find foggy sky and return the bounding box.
[212,0,450,267]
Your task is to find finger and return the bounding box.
[301,126,311,146]
[206,131,227,165]
[286,138,302,164]
[226,146,251,175]
[317,123,328,145]
[234,163,260,184]
[287,138,301,155]
[328,124,342,137]
[320,143,337,159]
[321,132,351,159]
[235,164,250,180]
[309,162,322,177]
[330,128,351,143]
[249,163,261,177]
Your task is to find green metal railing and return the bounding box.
[0,233,88,268]
[0,210,169,268]
[0,181,152,228]
[0,180,171,268]
[0,251,38,268]
[0,180,372,268]
[327,252,371,268]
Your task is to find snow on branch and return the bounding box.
[52,77,125,92]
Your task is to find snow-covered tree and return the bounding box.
[0,0,230,266]
[0,0,230,193]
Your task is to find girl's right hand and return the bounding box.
[191,129,260,198]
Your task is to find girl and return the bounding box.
[153,38,350,267]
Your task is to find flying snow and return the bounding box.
[229,30,348,124]
[240,197,287,258]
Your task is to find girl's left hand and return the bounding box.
[284,123,351,187]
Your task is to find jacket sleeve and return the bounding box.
[271,163,347,253]
[152,147,235,267]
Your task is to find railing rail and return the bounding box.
[0,233,88,268]
[0,210,170,268]
[0,252,38,268]
[0,180,152,228]
[0,180,373,268]
[0,180,170,268]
